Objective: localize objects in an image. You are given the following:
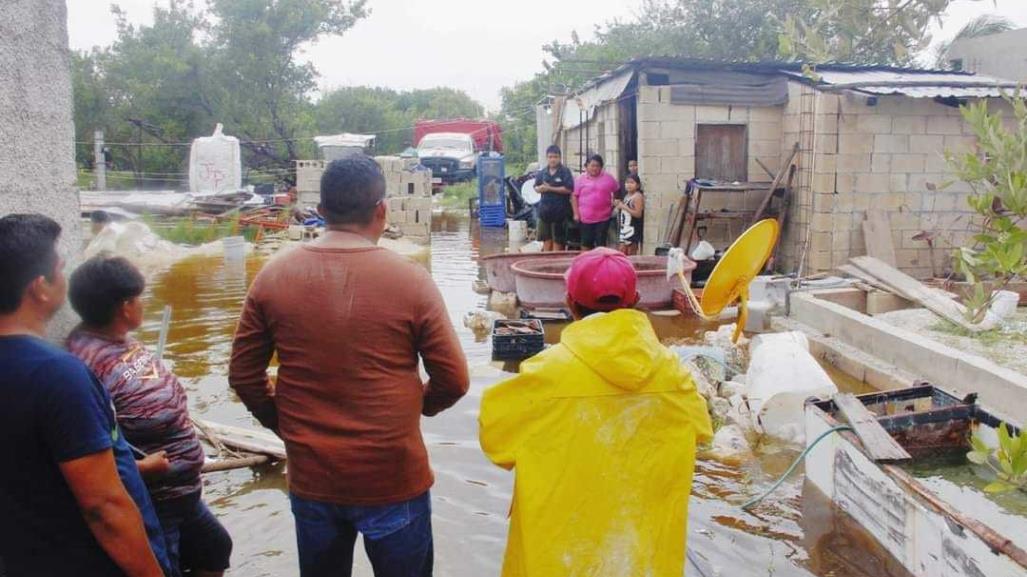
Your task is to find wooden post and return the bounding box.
[201,455,271,473]
[94,129,106,191]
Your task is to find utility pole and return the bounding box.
[93,129,106,191]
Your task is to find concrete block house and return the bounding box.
[539,58,1018,277]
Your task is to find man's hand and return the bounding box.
[573,212,581,223]
[535,184,549,193]
[137,451,171,480]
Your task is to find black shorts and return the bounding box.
[579,220,610,250]
[536,217,567,244]
[154,491,233,576]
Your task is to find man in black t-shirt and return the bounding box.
[535,145,575,251]
[0,214,170,577]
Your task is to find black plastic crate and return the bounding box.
[491,319,545,361]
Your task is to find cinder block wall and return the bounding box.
[561,104,621,176]
[294,157,433,241]
[777,81,806,274]
[636,85,783,253]
[805,93,1007,278]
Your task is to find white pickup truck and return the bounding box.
[416,132,478,184]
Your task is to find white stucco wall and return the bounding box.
[0,0,82,336]
[947,28,1027,83]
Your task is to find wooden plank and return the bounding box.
[754,157,776,180]
[862,210,897,267]
[833,393,912,462]
[665,200,685,245]
[837,264,893,293]
[695,124,748,182]
[195,419,287,460]
[201,454,271,473]
[850,256,984,332]
[751,143,799,226]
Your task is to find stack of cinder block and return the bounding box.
[295,160,325,208]
[376,156,432,241]
[293,156,433,242]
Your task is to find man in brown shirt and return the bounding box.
[229,155,469,577]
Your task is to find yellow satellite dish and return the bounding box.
[674,219,779,343]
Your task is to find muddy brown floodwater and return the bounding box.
[137,211,907,577]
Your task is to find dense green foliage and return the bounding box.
[73,0,481,189]
[315,87,483,154]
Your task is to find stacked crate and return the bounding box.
[293,157,433,241]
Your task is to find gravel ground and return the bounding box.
[875,308,1027,377]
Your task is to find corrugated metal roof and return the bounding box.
[561,69,635,130]
[781,68,1019,98]
[565,58,1020,101]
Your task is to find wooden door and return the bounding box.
[695,124,748,182]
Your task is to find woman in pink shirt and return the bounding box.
[572,154,621,250]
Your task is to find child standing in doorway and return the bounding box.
[616,173,645,255]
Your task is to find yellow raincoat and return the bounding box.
[479,309,713,577]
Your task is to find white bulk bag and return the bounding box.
[189,123,242,193]
[745,331,838,444]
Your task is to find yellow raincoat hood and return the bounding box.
[479,309,712,577]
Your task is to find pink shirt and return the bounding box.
[573,172,620,224]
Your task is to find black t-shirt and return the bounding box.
[0,335,170,577]
[534,164,574,221]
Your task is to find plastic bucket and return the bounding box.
[222,236,246,261]
[508,220,527,242]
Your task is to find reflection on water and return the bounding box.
[139,212,901,577]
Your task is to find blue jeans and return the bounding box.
[290,492,433,577]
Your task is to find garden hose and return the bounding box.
[740,425,853,511]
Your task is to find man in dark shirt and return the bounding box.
[534,145,575,251]
[0,214,170,577]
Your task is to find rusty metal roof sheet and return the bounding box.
[784,68,1020,98]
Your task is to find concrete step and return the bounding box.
[772,317,919,391]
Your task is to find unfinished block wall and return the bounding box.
[294,157,433,241]
[561,104,621,177]
[802,93,1004,278]
[636,85,784,253]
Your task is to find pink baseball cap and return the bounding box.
[565,248,638,311]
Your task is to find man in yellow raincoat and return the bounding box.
[479,248,713,577]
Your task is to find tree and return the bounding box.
[204,0,369,167]
[315,86,484,154]
[932,14,1015,69]
[73,1,210,186]
[71,0,374,187]
[779,0,986,65]
[946,94,1027,324]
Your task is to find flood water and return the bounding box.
[137,211,905,577]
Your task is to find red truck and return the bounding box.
[414,119,503,184]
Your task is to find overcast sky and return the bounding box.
[67,0,1027,111]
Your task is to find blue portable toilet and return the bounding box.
[478,153,506,227]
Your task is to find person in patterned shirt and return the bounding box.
[67,255,232,577]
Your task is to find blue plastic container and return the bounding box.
[478,154,506,227]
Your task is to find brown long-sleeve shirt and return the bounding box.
[229,244,469,505]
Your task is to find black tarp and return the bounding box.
[668,72,788,106]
